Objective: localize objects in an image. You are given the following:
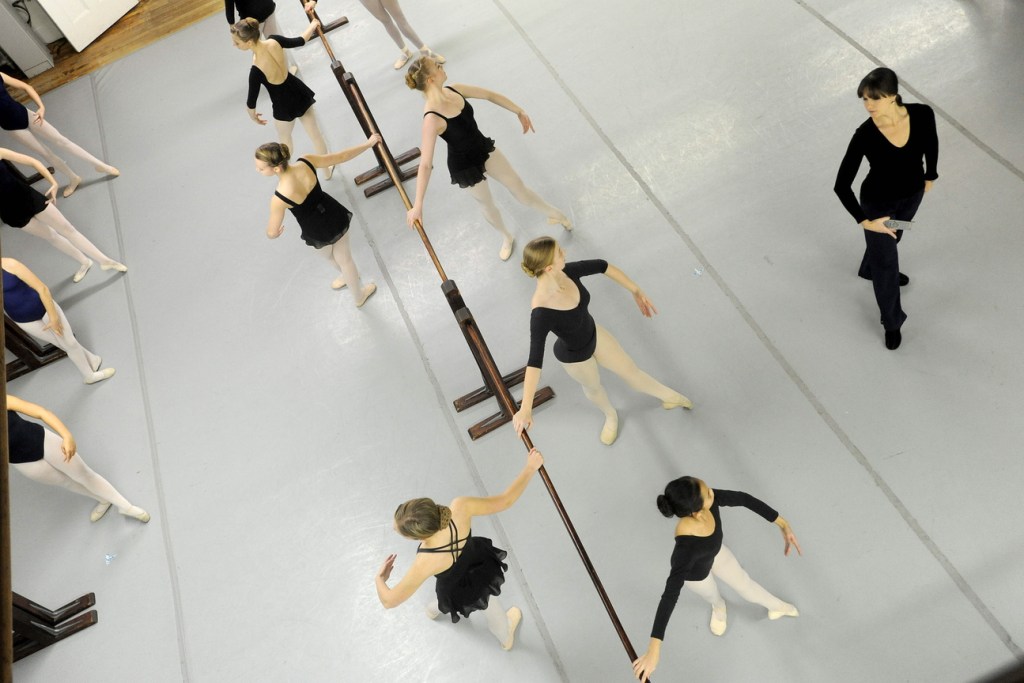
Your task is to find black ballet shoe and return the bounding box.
[899,272,910,286]
[884,329,902,350]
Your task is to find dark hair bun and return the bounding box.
[656,494,675,518]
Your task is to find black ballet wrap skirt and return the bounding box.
[447,137,496,189]
[434,536,508,623]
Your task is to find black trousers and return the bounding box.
[857,189,924,331]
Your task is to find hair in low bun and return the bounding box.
[521,236,558,278]
[394,497,445,539]
[255,142,291,170]
[656,494,675,518]
[659,476,704,518]
[406,58,432,91]
[230,17,261,43]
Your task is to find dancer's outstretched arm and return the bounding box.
[453,448,543,516]
[406,116,443,227]
[603,264,657,318]
[512,367,542,435]
[304,134,380,168]
[449,83,534,134]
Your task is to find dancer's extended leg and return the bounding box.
[19,220,91,269]
[710,544,795,615]
[359,0,413,47]
[273,118,297,155]
[684,571,729,635]
[379,0,425,47]
[15,303,105,381]
[323,233,375,306]
[484,149,571,229]
[298,106,331,177]
[29,205,124,270]
[592,325,689,405]
[483,597,521,649]
[6,128,79,192]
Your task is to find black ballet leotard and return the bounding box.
[6,411,45,464]
[274,158,352,248]
[0,162,48,228]
[425,86,497,188]
[0,84,29,131]
[650,490,779,640]
[527,260,609,368]
[418,519,508,623]
[246,36,315,122]
[225,0,276,24]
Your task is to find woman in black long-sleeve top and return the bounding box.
[834,67,939,350]
[632,477,801,682]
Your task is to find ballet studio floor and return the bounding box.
[5,0,1023,681]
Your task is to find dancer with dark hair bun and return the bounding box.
[254,135,381,306]
[232,17,330,175]
[1,147,127,282]
[512,236,691,446]
[1,73,119,198]
[404,58,571,261]
[375,448,544,650]
[834,67,939,350]
[632,477,800,682]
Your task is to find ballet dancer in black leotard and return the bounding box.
[404,58,571,261]
[1,73,119,198]
[255,135,381,306]
[0,148,126,282]
[7,394,150,523]
[633,477,800,682]
[834,68,938,350]
[303,0,444,69]
[232,18,332,176]
[375,448,543,650]
[512,237,691,446]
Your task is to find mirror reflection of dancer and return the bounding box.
[0,148,127,282]
[834,67,938,351]
[512,238,691,445]
[375,448,544,651]
[304,0,444,69]
[632,477,800,682]
[0,73,119,198]
[2,258,116,384]
[254,136,381,306]
[405,58,571,261]
[6,394,150,523]
[231,18,332,177]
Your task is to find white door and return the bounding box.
[35,0,138,52]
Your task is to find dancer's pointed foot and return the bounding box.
[90,502,112,522]
[84,368,116,385]
[101,261,128,273]
[768,603,799,620]
[420,46,445,64]
[710,604,728,636]
[331,276,348,290]
[394,46,413,70]
[119,505,150,523]
[356,283,377,307]
[548,215,572,231]
[499,236,515,261]
[96,164,120,177]
[62,175,82,198]
[501,607,522,651]
[600,412,619,445]
[73,260,93,283]
[425,601,441,620]
[662,393,693,410]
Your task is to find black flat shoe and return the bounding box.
[885,329,902,350]
[899,273,910,286]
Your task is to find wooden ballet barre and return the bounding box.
[302,3,421,196]
[11,592,98,661]
[338,74,648,677]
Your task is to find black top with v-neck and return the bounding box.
[834,102,939,224]
[650,489,779,640]
[527,259,609,368]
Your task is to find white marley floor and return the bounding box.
[4,0,1024,681]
